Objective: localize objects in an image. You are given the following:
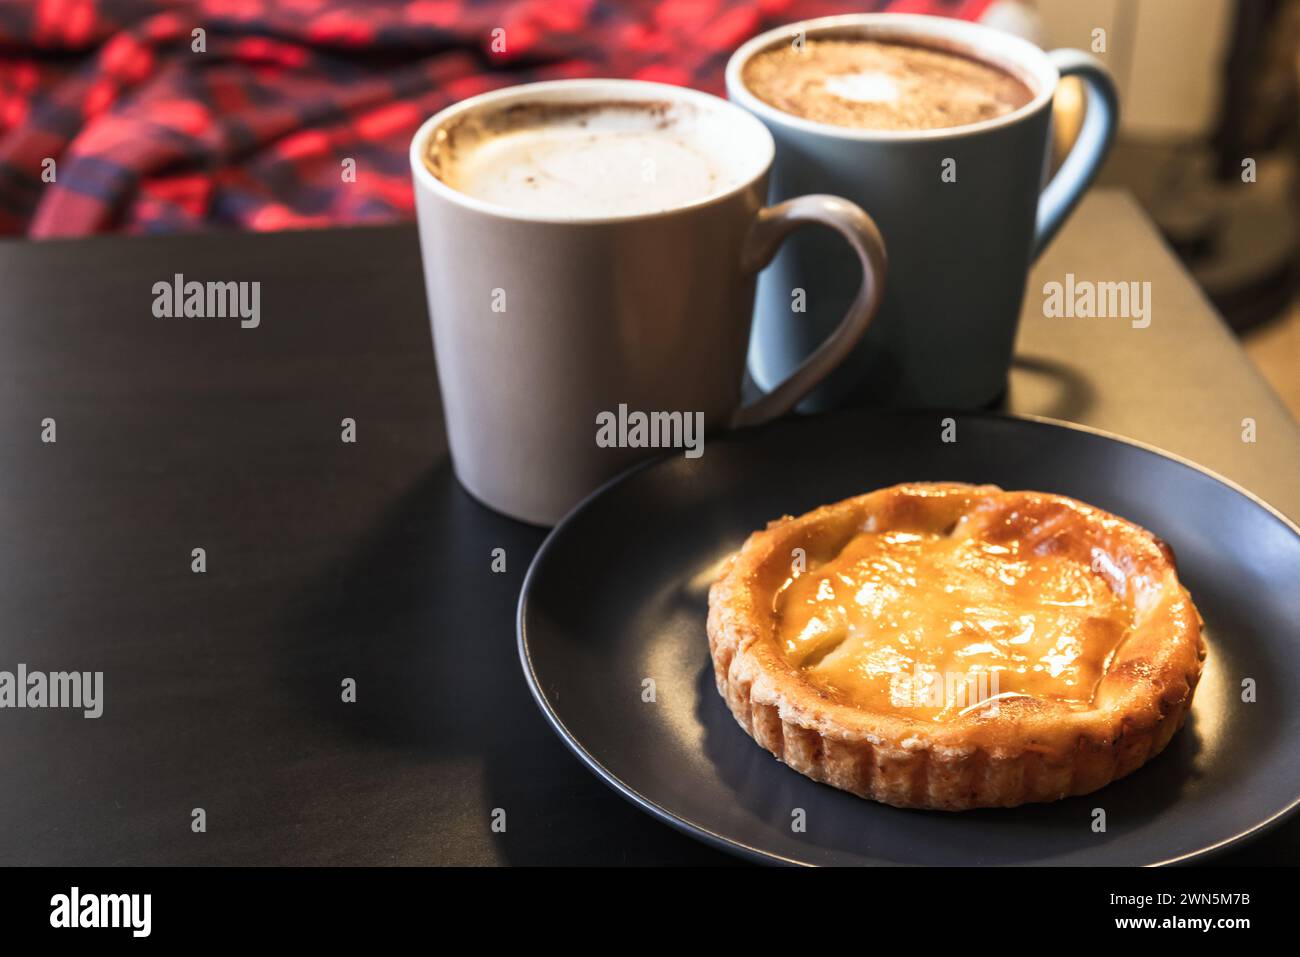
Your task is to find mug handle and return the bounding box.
[1032,49,1120,259]
[731,194,887,428]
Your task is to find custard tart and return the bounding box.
[706,483,1205,810]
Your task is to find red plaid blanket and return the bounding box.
[0,0,991,236]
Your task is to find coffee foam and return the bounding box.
[742,38,1035,132]
[426,99,758,217]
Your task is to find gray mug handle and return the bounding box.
[1033,49,1120,258]
[732,194,887,428]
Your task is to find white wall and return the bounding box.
[1036,0,1235,139]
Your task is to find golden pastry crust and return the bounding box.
[706,482,1206,810]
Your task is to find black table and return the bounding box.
[0,193,1294,864]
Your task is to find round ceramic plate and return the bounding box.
[518,410,1300,865]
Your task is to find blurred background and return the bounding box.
[1025,0,1300,421]
[0,0,1296,413]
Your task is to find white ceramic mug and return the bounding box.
[728,13,1118,410]
[410,79,886,525]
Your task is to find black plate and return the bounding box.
[517,410,1300,865]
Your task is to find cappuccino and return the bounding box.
[426,100,754,217]
[742,38,1034,132]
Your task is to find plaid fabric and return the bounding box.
[0,0,992,237]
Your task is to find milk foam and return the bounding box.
[742,39,1035,132]
[429,101,757,217]
[824,72,901,104]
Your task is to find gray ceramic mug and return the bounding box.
[410,80,886,525]
[727,13,1118,410]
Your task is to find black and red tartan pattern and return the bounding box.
[0,0,992,237]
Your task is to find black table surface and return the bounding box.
[0,217,1294,865]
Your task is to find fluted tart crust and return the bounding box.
[706,482,1205,810]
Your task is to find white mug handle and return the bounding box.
[732,194,887,427]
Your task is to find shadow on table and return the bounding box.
[1006,353,1098,423]
[279,466,730,864]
